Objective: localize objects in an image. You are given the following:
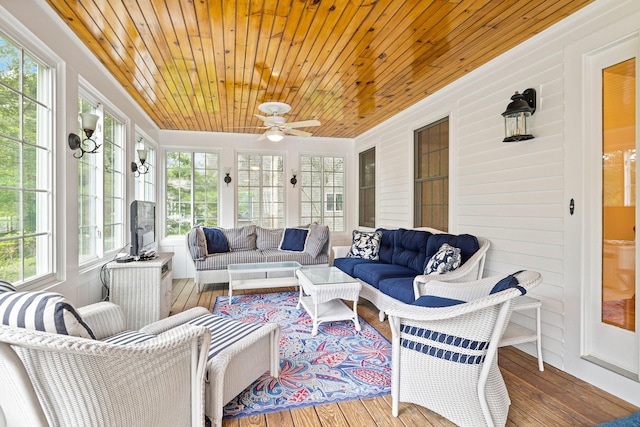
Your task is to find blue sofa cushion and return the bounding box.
[426,233,480,265]
[412,295,465,307]
[375,228,397,264]
[378,276,416,304]
[333,257,380,276]
[353,263,417,289]
[203,227,230,254]
[392,228,431,273]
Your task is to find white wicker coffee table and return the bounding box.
[296,266,362,336]
[227,261,301,298]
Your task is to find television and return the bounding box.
[130,200,156,257]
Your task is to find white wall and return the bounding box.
[353,0,640,405]
[157,130,355,278]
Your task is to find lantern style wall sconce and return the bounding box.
[224,168,232,186]
[68,112,100,158]
[131,149,149,177]
[501,88,536,142]
[290,170,298,188]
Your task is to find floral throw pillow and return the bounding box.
[346,230,383,260]
[424,243,462,275]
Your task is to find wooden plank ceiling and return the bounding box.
[45,0,593,139]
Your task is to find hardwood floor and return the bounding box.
[170,278,639,427]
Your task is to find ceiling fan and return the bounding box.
[255,102,321,141]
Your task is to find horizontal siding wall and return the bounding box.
[353,0,638,393]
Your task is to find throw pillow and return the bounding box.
[256,227,284,250]
[279,228,309,252]
[0,280,16,293]
[203,227,230,254]
[223,225,257,251]
[0,291,96,339]
[186,225,207,261]
[424,243,462,275]
[412,295,465,308]
[490,270,526,295]
[347,230,383,260]
[305,224,330,258]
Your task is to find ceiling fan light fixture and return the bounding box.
[265,129,285,142]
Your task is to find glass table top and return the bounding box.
[228,261,301,271]
[299,266,358,286]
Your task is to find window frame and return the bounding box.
[359,148,376,228]
[236,153,285,228]
[299,154,345,232]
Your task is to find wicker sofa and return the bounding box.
[186,224,330,292]
[333,227,490,320]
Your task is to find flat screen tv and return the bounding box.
[130,200,156,257]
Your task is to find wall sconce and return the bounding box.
[224,168,232,186]
[501,88,536,142]
[131,149,149,177]
[290,170,298,187]
[68,112,100,158]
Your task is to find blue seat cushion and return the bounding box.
[426,233,479,265]
[378,276,417,304]
[352,263,417,289]
[333,257,379,276]
[392,228,431,273]
[412,295,466,307]
[375,228,398,264]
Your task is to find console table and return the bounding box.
[107,252,174,330]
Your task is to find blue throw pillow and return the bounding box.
[490,271,526,295]
[412,295,466,308]
[203,227,230,254]
[279,228,309,252]
[347,230,383,260]
[424,243,461,275]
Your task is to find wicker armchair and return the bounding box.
[385,270,543,427]
[0,301,210,427]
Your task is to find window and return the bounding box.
[77,96,125,263]
[414,118,449,231]
[359,148,375,228]
[0,32,52,283]
[134,136,155,202]
[237,154,284,228]
[165,151,219,235]
[300,155,344,231]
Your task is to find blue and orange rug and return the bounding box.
[212,291,391,420]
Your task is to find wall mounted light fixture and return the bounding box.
[224,168,232,186]
[290,169,298,187]
[501,88,536,142]
[68,112,100,158]
[131,149,149,176]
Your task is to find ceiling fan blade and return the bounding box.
[285,129,312,137]
[257,132,268,141]
[285,119,321,128]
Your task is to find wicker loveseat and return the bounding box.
[333,227,490,320]
[187,224,330,292]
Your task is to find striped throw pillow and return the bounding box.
[0,291,96,339]
[0,280,16,293]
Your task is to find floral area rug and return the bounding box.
[212,291,391,420]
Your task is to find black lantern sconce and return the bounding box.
[68,112,100,158]
[290,169,298,188]
[501,88,536,142]
[131,149,150,177]
[224,168,232,186]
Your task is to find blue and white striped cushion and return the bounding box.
[0,280,16,293]
[400,324,488,365]
[187,314,264,361]
[0,291,96,339]
[103,330,155,345]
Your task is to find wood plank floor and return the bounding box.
[170,278,639,427]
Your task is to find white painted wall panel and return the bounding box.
[353,0,640,406]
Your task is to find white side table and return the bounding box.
[296,267,362,336]
[499,295,544,371]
